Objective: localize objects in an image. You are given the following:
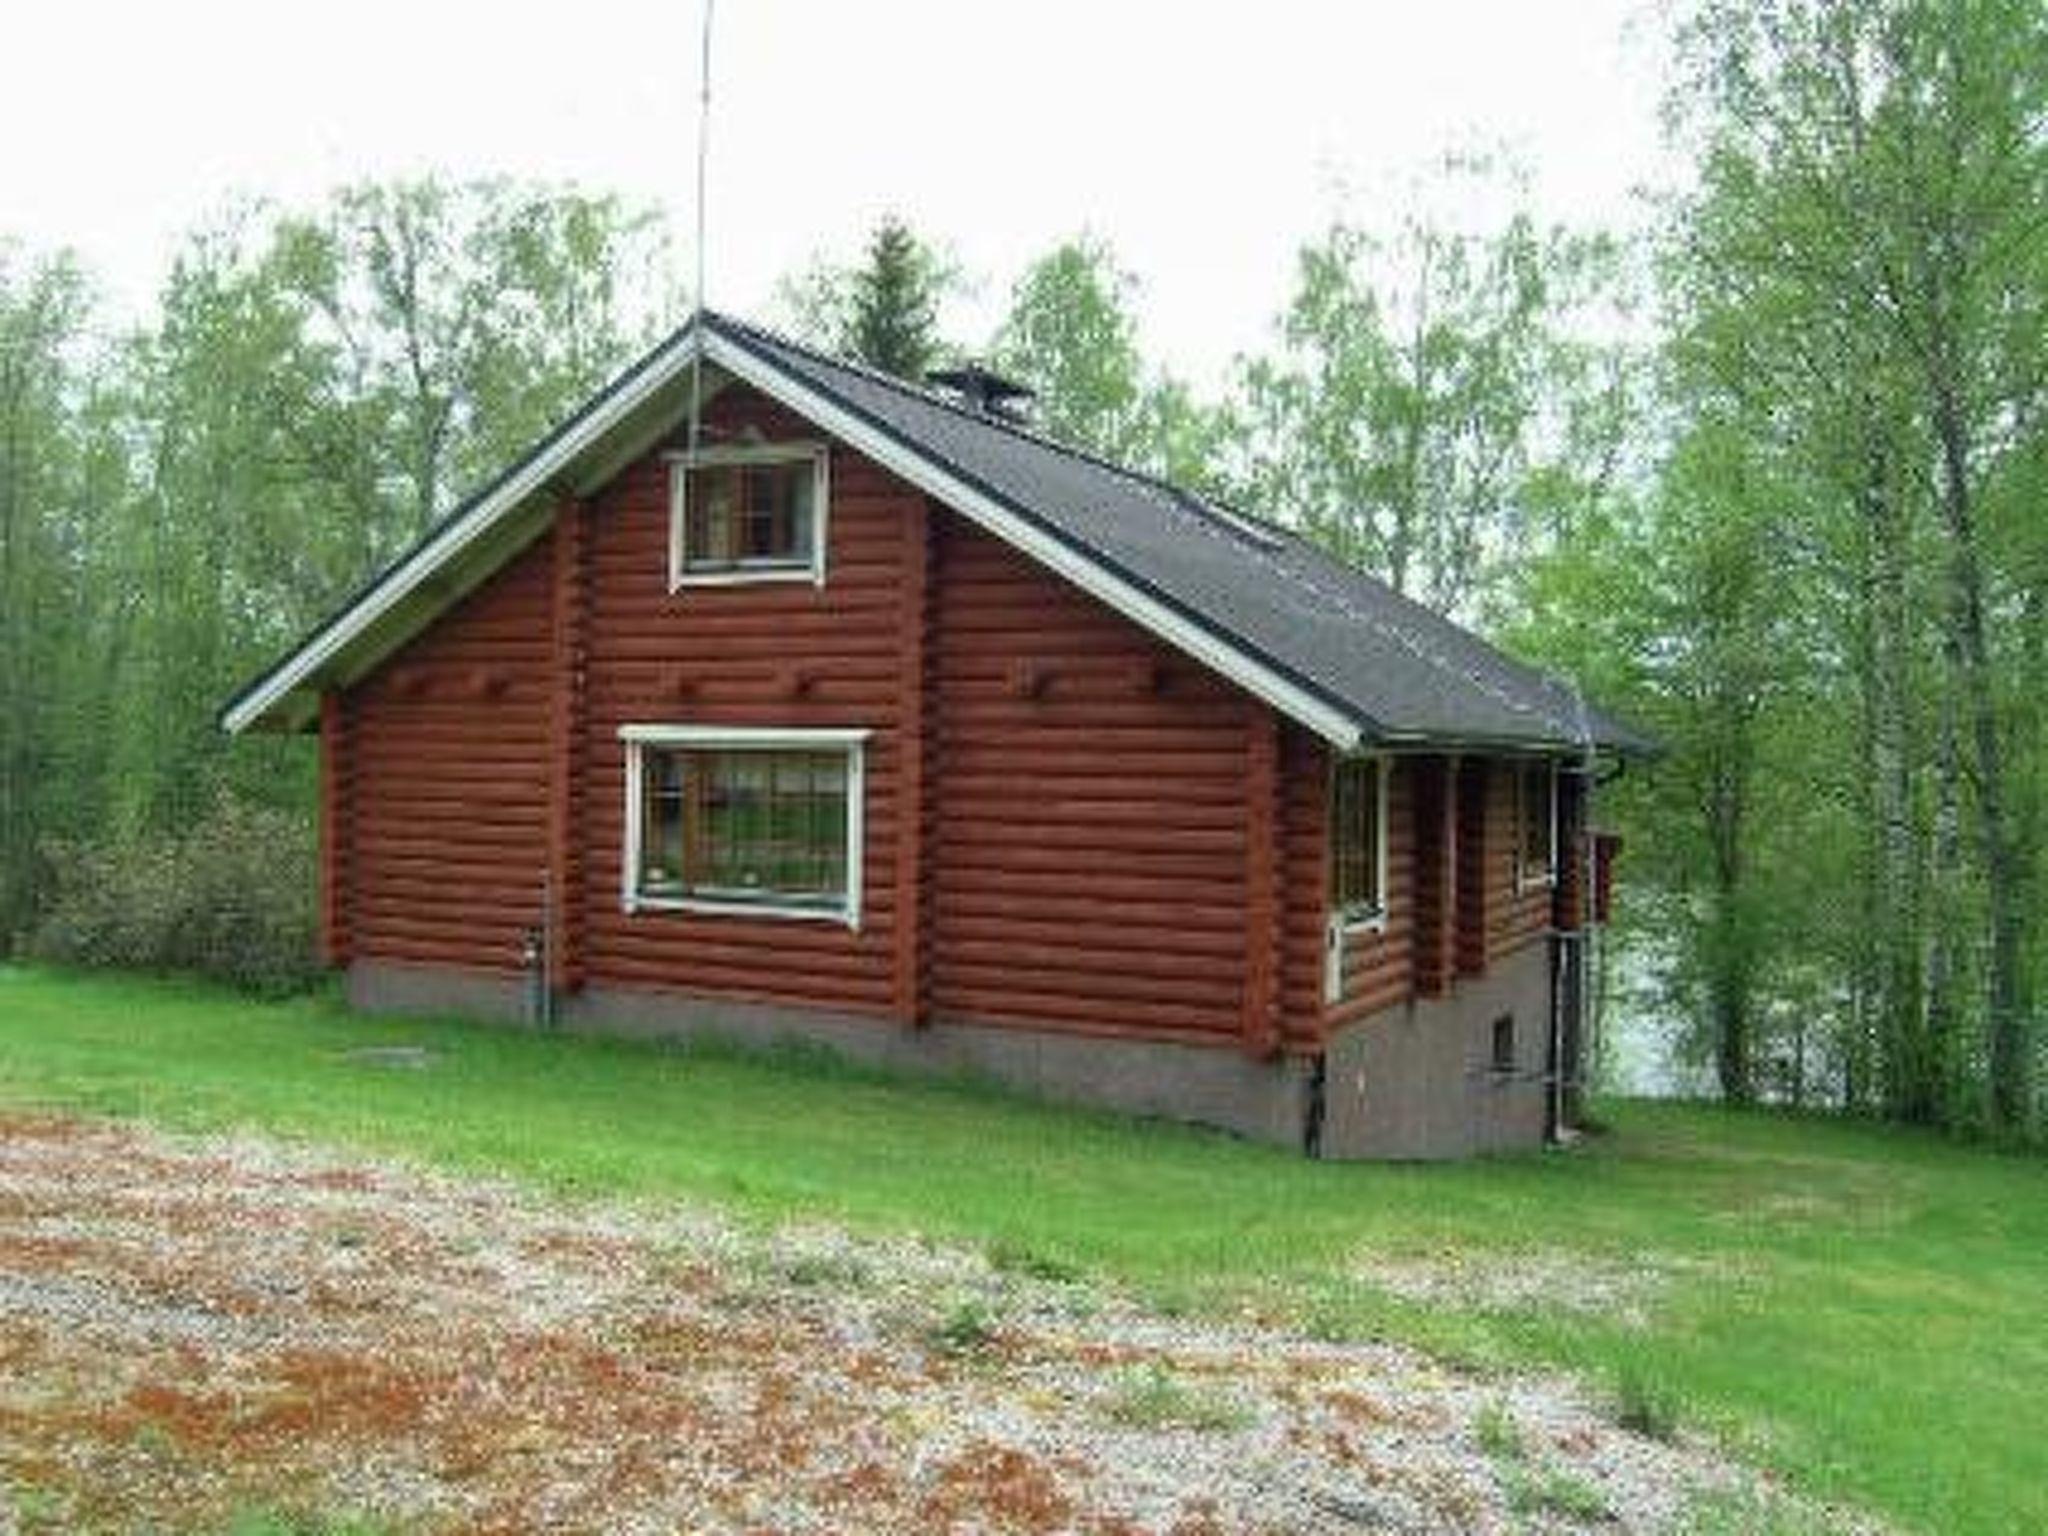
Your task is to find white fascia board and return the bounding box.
[221,328,703,735]
[701,333,1364,751]
[227,320,1364,750]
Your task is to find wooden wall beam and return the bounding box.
[1241,704,1283,1056]
[1454,757,1491,977]
[1411,754,1458,998]
[318,691,352,968]
[892,497,936,1025]
[547,494,592,994]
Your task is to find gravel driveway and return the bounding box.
[0,1112,1846,1533]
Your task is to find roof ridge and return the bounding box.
[705,309,1290,551]
[712,308,1591,745]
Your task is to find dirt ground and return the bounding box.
[0,1112,1843,1533]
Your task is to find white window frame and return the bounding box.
[666,442,830,590]
[1324,753,1390,1003]
[618,724,868,928]
[1515,758,1559,894]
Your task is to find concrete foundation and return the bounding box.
[346,961,1316,1150]
[346,947,1562,1161]
[1317,941,1556,1159]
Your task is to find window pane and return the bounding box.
[681,457,816,571]
[1330,759,1381,916]
[1521,765,1551,875]
[640,746,849,909]
[639,751,689,895]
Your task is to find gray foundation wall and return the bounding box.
[345,961,1315,1150]
[1317,940,1555,1160]
[346,947,1559,1161]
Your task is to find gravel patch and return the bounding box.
[0,1112,1871,1533]
[1353,1247,1700,1326]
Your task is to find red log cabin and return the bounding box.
[224,311,1648,1158]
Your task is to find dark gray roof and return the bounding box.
[709,313,1652,755]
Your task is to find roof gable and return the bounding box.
[222,310,1650,756]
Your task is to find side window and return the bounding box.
[1516,760,1557,891]
[1330,757,1387,926]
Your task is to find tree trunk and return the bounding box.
[1931,389,2030,1131]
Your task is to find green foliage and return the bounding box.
[5,970,2046,1533]
[782,216,955,381]
[1474,1398,1523,1460]
[991,236,1227,486]
[0,178,668,976]
[846,217,946,380]
[226,1510,395,1536]
[988,1237,1084,1284]
[1611,1363,1685,1443]
[26,799,318,995]
[1504,1464,1610,1522]
[1100,1363,1252,1432]
[929,1298,1000,1358]
[1234,155,1634,614]
[1499,0,2048,1136]
[0,243,102,953]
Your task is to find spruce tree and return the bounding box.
[843,217,943,380]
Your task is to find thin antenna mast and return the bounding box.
[686,0,716,461]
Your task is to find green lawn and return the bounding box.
[2,966,2042,1534]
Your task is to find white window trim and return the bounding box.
[666,442,830,591]
[1515,758,1560,894]
[618,723,868,928]
[1324,754,1390,1003]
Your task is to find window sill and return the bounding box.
[671,564,821,590]
[1515,870,1558,896]
[625,893,858,930]
[1337,907,1389,937]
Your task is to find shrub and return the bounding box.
[1612,1363,1685,1442]
[27,798,320,995]
[988,1239,1084,1284]
[1505,1465,1611,1522]
[929,1299,1000,1358]
[1102,1363,1253,1432]
[1474,1398,1523,1460]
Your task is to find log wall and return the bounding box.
[574,390,905,1017]
[925,516,1314,1048]
[327,379,1558,1060]
[346,538,555,972]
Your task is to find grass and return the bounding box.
[1613,1361,1686,1443]
[1473,1398,1523,1460]
[928,1298,1001,1358]
[1,965,2043,1533]
[1100,1363,1252,1432]
[1504,1463,1611,1523]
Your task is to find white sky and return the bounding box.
[3,0,1675,388]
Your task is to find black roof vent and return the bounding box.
[926,362,1035,424]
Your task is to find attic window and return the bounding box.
[1517,760,1558,892]
[669,444,828,587]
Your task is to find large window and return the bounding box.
[1329,756,1388,928]
[620,726,866,925]
[669,445,828,586]
[1517,759,1557,891]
